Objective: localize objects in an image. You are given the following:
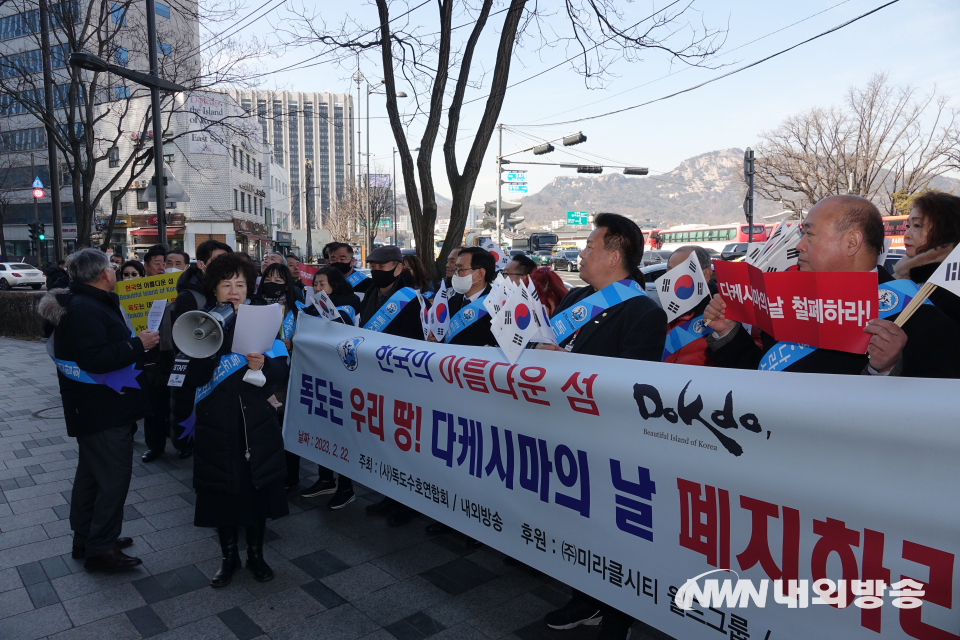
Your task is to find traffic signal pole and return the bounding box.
[39,0,63,260]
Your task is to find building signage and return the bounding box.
[239,182,255,193]
[255,188,266,197]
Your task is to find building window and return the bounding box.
[166,201,176,209]
[156,2,170,18]
[234,189,238,210]
[136,190,149,209]
[163,141,175,163]
[108,146,119,167]
[158,42,172,57]
[113,46,127,67]
[232,146,237,166]
[241,192,245,212]
[110,3,125,25]
[258,162,262,179]
[114,85,129,100]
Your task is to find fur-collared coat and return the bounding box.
[894,244,960,326]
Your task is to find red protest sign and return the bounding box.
[299,264,318,287]
[715,265,879,354]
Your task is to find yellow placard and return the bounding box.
[114,273,179,333]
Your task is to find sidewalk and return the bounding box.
[0,337,672,640]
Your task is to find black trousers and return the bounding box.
[71,425,134,557]
[571,589,635,627]
[143,386,171,452]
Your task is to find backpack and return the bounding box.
[157,289,208,376]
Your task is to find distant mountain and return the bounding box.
[515,148,960,228]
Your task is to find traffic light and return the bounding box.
[27,223,38,242]
[37,223,45,242]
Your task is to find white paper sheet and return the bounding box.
[146,299,167,332]
[232,303,282,355]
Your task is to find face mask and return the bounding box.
[331,262,351,275]
[165,267,182,273]
[370,268,398,289]
[259,281,286,300]
[451,272,475,295]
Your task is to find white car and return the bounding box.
[0,263,45,290]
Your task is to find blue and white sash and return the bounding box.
[759,281,933,372]
[347,271,369,288]
[337,306,356,325]
[281,310,297,339]
[47,329,141,393]
[662,314,710,361]
[551,279,647,344]
[363,287,417,333]
[444,296,489,344]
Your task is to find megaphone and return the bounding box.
[171,303,237,358]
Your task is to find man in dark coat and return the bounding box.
[662,245,718,366]
[38,249,159,571]
[704,195,960,377]
[358,245,425,525]
[170,240,232,323]
[543,214,666,640]
[444,247,496,346]
[45,260,70,291]
[330,243,373,298]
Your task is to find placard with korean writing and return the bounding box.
[114,273,179,333]
[283,315,959,640]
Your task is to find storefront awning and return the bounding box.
[129,227,184,236]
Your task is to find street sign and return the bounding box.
[567,211,589,225]
[507,184,528,194]
[32,177,43,189]
[376,219,392,229]
[504,172,527,183]
[32,188,44,199]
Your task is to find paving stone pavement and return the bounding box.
[0,337,674,640]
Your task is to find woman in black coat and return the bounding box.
[178,253,289,587]
[893,191,960,325]
[304,265,362,326]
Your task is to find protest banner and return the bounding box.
[299,264,318,288]
[284,316,959,640]
[114,273,178,332]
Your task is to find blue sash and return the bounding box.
[552,280,647,344]
[423,290,434,300]
[347,271,368,287]
[363,287,417,333]
[281,310,296,338]
[337,306,356,324]
[47,329,141,393]
[759,281,932,372]
[444,296,489,344]
[662,314,710,361]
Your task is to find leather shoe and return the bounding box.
[73,537,133,559]
[425,522,451,535]
[84,547,142,571]
[387,506,417,527]
[141,449,163,463]
[177,449,193,460]
[365,497,396,516]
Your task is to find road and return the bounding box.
[553,267,586,289]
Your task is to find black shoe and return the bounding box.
[544,600,603,630]
[425,522,451,535]
[245,521,274,582]
[73,536,133,559]
[141,449,163,463]
[387,506,417,527]
[301,478,337,498]
[364,497,395,515]
[84,547,142,572]
[211,527,240,588]
[327,487,356,510]
[177,449,193,460]
[596,621,632,640]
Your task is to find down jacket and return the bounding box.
[38,282,148,437]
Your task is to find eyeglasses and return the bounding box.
[452,267,477,276]
[502,272,524,277]
[122,271,140,278]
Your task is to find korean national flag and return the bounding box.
[659,252,709,323]
[312,289,342,322]
[927,243,960,298]
[431,281,451,341]
[492,285,540,364]
[480,238,510,271]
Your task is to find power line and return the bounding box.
[515,0,901,128]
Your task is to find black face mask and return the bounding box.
[331,262,352,275]
[370,268,398,289]
[259,281,286,300]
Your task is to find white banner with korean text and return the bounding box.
[282,314,959,640]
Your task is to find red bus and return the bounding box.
[651,223,768,252]
[883,215,908,249]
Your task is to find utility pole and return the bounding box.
[305,160,313,262]
[496,124,503,248]
[392,147,397,246]
[743,147,755,245]
[144,0,167,244]
[365,84,372,257]
[38,0,62,259]
[31,153,39,261]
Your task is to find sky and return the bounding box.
[212,0,960,208]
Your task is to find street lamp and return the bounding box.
[70,42,188,244]
[365,81,406,256]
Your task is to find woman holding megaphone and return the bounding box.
[173,252,289,588]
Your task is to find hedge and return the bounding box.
[0,291,45,339]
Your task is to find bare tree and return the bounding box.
[280,0,724,277]
[330,168,394,246]
[0,0,268,248]
[753,73,959,215]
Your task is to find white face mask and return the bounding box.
[165,268,182,273]
[451,272,474,295]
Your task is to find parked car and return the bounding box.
[531,250,554,266]
[509,249,530,258]
[641,250,672,266]
[721,243,749,261]
[882,248,905,274]
[401,248,418,257]
[552,250,581,272]
[0,263,45,290]
[640,263,669,308]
